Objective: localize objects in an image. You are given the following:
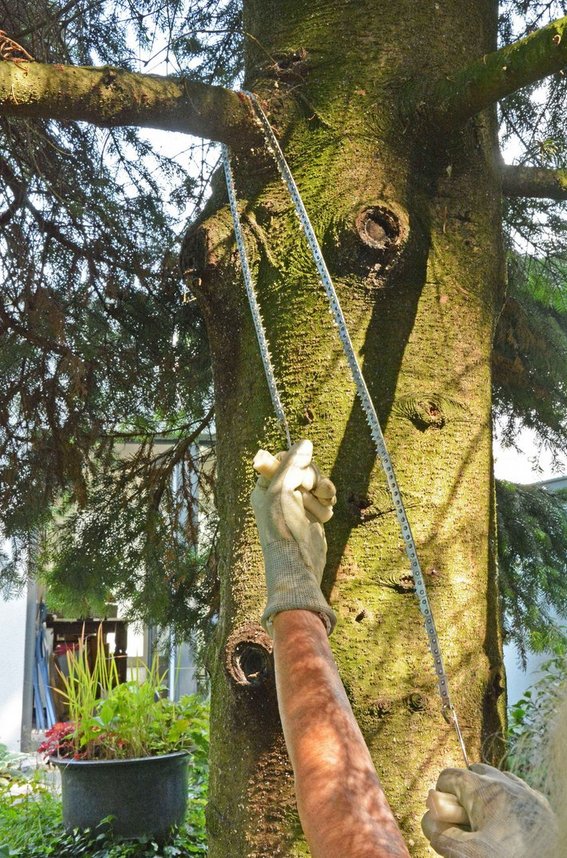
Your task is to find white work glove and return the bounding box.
[251,439,337,635]
[422,763,557,857]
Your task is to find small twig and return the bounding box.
[0,30,35,63]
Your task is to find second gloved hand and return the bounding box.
[422,763,557,858]
[251,439,337,635]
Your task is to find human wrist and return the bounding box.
[261,539,336,636]
[272,608,333,636]
[272,609,331,635]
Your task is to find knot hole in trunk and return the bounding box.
[356,206,402,261]
[330,203,408,286]
[225,623,274,691]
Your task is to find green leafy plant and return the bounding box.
[506,653,567,791]
[0,743,49,802]
[0,783,65,857]
[2,664,210,856]
[40,629,209,763]
[0,745,65,857]
[0,787,208,856]
[0,743,27,787]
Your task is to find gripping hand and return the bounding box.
[422,763,557,857]
[251,439,337,635]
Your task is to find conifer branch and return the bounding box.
[0,60,261,149]
[432,16,567,127]
[501,164,567,200]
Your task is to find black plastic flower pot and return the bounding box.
[50,751,189,839]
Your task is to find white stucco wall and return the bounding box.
[0,590,28,751]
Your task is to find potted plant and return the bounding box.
[39,630,208,840]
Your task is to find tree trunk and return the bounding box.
[182,1,507,854]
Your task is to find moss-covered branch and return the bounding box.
[0,60,261,148]
[501,164,567,200]
[432,16,567,127]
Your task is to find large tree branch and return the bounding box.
[501,164,567,200]
[432,16,567,128]
[0,61,261,148]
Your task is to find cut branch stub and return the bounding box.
[331,204,407,285]
[356,206,401,257]
[487,666,505,700]
[392,392,466,431]
[369,697,393,718]
[180,223,217,291]
[262,48,310,82]
[179,217,237,314]
[225,623,274,690]
[406,692,427,712]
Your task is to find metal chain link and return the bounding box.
[224,94,469,766]
[222,144,292,449]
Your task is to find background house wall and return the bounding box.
[0,593,27,751]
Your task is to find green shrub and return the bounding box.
[507,653,567,792]
[0,697,209,857]
[0,771,207,857]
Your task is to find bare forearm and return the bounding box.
[272,611,410,858]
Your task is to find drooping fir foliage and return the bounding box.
[492,4,567,655]
[37,428,219,638]
[494,2,567,457]
[0,0,242,631]
[494,252,567,458]
[497,479,567,662]
[1,0,567,650]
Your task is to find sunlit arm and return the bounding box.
[273,610,410,858]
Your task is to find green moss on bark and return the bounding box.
[185,1,507,855]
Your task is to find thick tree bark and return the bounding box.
[181,1,507,855]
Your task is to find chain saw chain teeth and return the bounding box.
[222,145,292,450]
[224,96,469,768]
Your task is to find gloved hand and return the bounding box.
[422,763,557,857]
[251,439,337,635]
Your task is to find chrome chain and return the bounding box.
[224,94,469,766]
[222,144,292,449]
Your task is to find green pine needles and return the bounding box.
[497,480,567,663]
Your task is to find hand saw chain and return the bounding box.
[221,91,469,768]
